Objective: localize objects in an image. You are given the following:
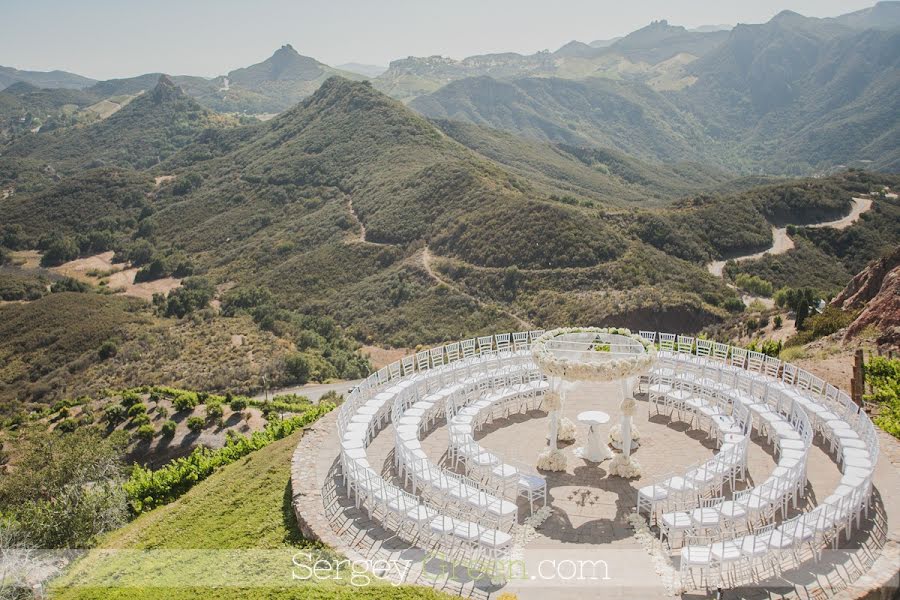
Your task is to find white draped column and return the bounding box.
[537,377,568,471]
[620,379,633,459]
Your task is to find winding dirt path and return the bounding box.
[345,196,390,246]
[706,196,874,277]
[421,247,533,329]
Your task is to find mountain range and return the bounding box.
[0,3,898,406]
[3,3,897,174]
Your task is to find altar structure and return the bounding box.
[530,327,655,476]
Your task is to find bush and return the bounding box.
[206,403,224,422]
[51,277,91,293]
[98,340,118,360]
[866,357,900,439]
[160,420,177,437]
[160,277,214,318]
[172,392,200,412]
[127,403,147,418]
[40,236,79,267]
[229,397,248,412]
[747,338,783,357]
[120,390,142,408]
[186,416,205,432]
[0,428,127,548]
[734,273,774,297]
[283,353,312,384]
[803,306,856,339]
[131,414,151,427]
[723,297,745,313]
[773,315,783,329]
[104,405,126,425]
[135,424,156,441]
[57,418,78,433]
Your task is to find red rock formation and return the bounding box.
[831,247,900,347]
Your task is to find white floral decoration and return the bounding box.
[608,453,642,478]
[536,447,567,471]
[557,416,576,442]
[620,396,637,417]
[531,327,657,382]
[627,512,683,595]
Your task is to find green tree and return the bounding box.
[0,428,127,548]
[40,236,79,267]
[284,353,312,384]
[775,287,817,330]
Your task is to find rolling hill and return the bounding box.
[3,76,238,172]
[410,75,721,166]
[431,118,732,206]
[123,77,744,344]
[0,64,95,91]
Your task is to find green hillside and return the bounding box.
[411,76,720,166]
[51,430,451,600]
[1,76,896,416]
[432,119,731,206]
[142,78,749,342]
[4,76,238,172]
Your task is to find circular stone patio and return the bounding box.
[292,380,900,599]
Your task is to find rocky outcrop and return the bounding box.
[831,247,900,346]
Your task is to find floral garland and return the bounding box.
[627,512,682,595]
[531,327,656,382]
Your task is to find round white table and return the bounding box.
[575,410,612,462]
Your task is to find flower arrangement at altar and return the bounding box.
[536,448,567,471]
[531,327,656,382]
[608,453,642,478]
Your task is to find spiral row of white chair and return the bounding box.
[445,373,549,513]
[392,357,533,531]
[634,331,879,589]
[336,330,546,568]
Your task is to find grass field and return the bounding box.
[51,431,451,600]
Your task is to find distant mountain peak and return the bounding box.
[148,74,185,102]
[553,40,600,58]
[770,9,808,23]
[276,43,299,56]
[227,44,327,85]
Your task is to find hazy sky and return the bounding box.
[2,0,881,79]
